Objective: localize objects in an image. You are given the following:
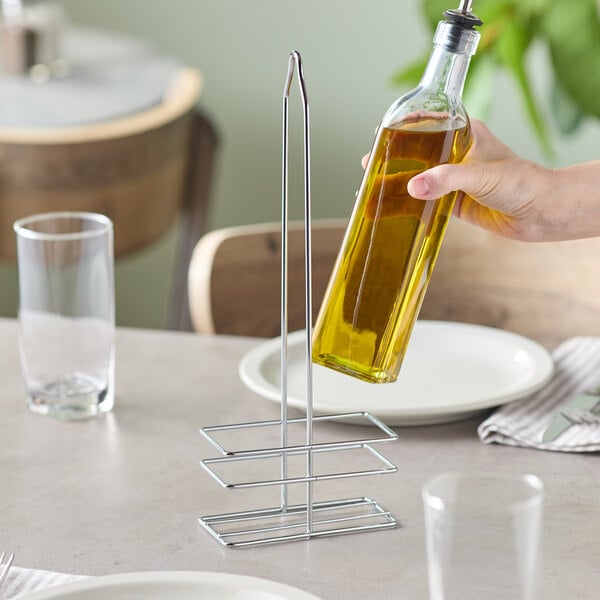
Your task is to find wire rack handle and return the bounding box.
[281,50,314,526]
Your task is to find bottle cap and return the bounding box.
[433,1,482,55]
[444,0,483,29]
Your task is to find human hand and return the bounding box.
[361,119,600,241]
[405,119,560,241]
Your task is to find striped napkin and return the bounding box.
[0,566,87,599]
[478,337,600,452]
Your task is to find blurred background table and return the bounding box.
[0,317,598,599]
[0,17,218,330]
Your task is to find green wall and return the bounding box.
[1,0,599,328]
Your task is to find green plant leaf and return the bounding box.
[550,78,584,135]
[391,57,428,88]
[540,0,600,119]
[423,0,515,30]
[423,0,455,27]
[401,0,597,153]
[495,18,553,155]
[463,52,496,119]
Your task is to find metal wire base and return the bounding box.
[200,497,398,547]
[200,411,398,457]
[199,412,398,489]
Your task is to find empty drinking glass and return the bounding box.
[422,471,544,600]
[14,211,115,419]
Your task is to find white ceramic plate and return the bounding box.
[239,321,554,426]
[18,571,322,600]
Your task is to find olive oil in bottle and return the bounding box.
[312,2,482,384]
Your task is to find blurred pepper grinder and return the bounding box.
[0,0,69,81]
[312,0,482,384]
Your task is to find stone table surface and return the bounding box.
[0,317,598,599]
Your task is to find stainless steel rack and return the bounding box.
[198,50,399,547]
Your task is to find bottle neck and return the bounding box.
[419,44,471,99]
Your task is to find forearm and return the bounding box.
[544,160,600,241]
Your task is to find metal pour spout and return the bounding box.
[458,0,474,13]
[443,0,482,29]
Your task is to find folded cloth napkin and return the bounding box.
[1,566,88,600]
[478,337,600,452]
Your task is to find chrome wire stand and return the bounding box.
[198,51,399,547]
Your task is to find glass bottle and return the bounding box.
[312,1,482,384]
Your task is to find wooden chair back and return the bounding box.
[421,220,600,349]
[188,220,346,338]
[188,218,600,348]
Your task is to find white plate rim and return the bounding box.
[239,321,555,425]
[16,571,323,600]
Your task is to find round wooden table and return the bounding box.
[0,26,202,261]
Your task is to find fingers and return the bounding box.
[407,175,432,198]
[361,153,369,169]
[408,163,482,200]
[469,119,516,161]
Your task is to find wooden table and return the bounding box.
[0,318,598,599]
[0,27,218,331]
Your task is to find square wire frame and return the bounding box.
[200,411,398,457]
[199,412,398,489]
[198,411,400,546]
[200,497,398,547]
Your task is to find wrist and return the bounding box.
[538,163,600,241]
[504,161,557,242]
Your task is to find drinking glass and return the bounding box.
[422,471,544,600]
[14,211,115,419]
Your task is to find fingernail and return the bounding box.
[408,177,430,198]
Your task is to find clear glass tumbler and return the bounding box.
[422,471,544,600]
[14,211,115,419]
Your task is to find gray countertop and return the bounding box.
[0,317,598,599]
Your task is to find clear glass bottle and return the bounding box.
[312,2,482,384]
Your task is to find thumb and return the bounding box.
[408,162,483,200]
